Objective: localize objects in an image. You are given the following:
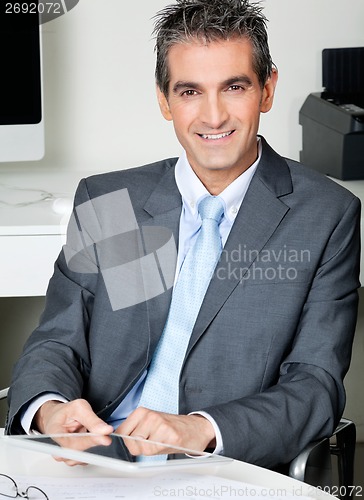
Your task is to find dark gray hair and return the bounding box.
[153,0,273,95]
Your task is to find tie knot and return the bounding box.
[198,196,224,223]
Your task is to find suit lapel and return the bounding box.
[141,161,182,358]
[186,138,293,355]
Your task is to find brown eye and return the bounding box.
[228,85,244,92]
[182,90,198,96]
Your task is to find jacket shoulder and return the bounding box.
[85,158,177,195]
[285,157,360,210]
[73,158,178,205]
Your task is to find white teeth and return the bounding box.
[201,131,233,140]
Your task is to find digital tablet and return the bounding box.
[2,433,231,472]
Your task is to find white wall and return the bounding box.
[261,0,364,159]
[5,0,363,173]
[1,0,363,438]
[18,0,181,172]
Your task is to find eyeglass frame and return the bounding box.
[0,474,49,500]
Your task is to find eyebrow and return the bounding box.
[172,81,202,94]
[224,75,253,88]
[172,75,253,94]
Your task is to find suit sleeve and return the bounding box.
[6,178,99,434]
[203,195,361,467]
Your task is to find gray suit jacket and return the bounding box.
[7,138,361,468]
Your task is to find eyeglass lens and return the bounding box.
[0,473,17,498]
[24,486,48,499]
[0,475,48,499]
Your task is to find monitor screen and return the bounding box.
[0,0,44,161]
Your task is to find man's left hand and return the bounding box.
[115,407,216,456]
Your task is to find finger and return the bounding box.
[123,437,169,457]
[116,412,141,436]
[120,435,147,456]
[52,455,88,466]
[64,460,88,467]
[62,421,87,433]
[66,400,114,435]
[119,430,168,457]
[55,434,113,451]
[117,407,152,436]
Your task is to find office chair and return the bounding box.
[0,387,9,430]
[288,418,356,500]
[0,387,8,401]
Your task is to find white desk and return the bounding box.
[0,171,86,297]
[0,435,333,500]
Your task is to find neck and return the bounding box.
[191,156,258,196]
[186,141,259,195]
[199,171,244,195]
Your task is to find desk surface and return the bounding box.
[0,170,85,234]
[0,170,86,297]
[0,436,332,500]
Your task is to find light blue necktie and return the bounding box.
[137,195,224,430]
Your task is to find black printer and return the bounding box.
[299,47,364,180]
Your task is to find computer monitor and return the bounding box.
[0,0,44,162]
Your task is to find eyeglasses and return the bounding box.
[0,474,48,500]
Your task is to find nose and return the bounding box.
[200,93,229,130]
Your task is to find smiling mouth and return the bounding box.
[198,130,235,140]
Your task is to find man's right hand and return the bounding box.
[33,399,114,466]
[34,398,114,435]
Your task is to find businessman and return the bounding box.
[6,0,360,469]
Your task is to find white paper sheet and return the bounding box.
[8,473,317,500]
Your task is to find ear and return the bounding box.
[156,85,173,121]
[260,67,278,113]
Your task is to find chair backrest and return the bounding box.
[0,387,9,429]
[288,418,356,496]
[0,388,9,401]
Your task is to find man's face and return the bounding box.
[157,37,277,187]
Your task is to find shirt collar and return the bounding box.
[175,138,262,222]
